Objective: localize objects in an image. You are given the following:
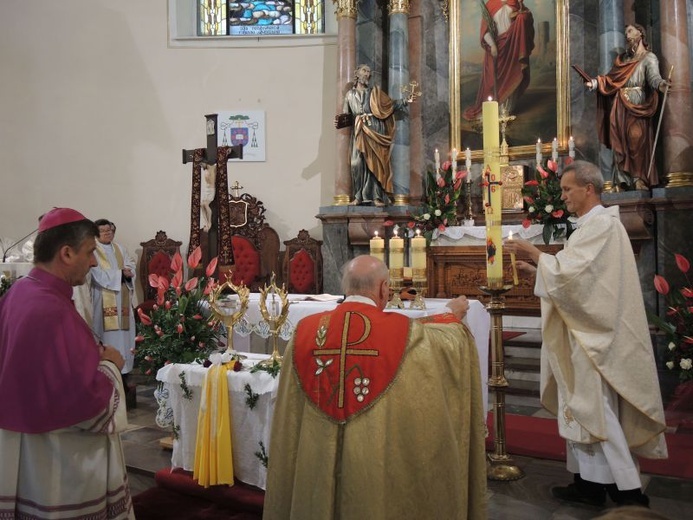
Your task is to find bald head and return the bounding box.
[341,255,390,309]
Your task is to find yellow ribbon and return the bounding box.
[193,363,235,487]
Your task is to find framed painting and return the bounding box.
[450,0,570,160]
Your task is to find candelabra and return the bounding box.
[209,280,250,358]
[256,274,291,368]
[481,284,525,481]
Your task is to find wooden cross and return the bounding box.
[182,114,243,165]
[312,311,379,408]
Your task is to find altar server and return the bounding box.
[263,255,487,520]
[505,161,667,508]
[0,207,134,519]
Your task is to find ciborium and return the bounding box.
[209,280,250,358]
[256,274,291,368]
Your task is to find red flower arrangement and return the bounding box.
[652,254,693,382]
[135,246,225,377]
[521,159,573,245]
[408,160,466,240]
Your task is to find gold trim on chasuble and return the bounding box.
[312,312,379,409]
[94,245,130,331]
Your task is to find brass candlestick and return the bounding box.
[256,274,290,367]
[480,284,525,481]
[209,280,250,357]
[410,268,427,310]
[386,267,405,309]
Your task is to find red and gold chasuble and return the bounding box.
[293,303,461,423]
[293,303,408,423]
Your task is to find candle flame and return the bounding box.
[487,96,493,101]
[416,229,421,236]
[509,230,513,240]
[374,230,379,237]
[393,229,399,237]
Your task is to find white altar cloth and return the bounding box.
[433,224,549,246]
[156,298,490,490]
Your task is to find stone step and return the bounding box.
[504,355,540,372]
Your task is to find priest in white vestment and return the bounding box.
[505,161,667,508]
[90,219,137,375]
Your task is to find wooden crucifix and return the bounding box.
[183,114,243,270]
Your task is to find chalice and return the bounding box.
[208,279,250,358]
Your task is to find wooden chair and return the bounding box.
[219,192,280,291]
[282,229,323,294]
[138,231,182,303]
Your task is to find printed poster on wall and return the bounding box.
[216,110,266,162]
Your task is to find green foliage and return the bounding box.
[0,276,12,298]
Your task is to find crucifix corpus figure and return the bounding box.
[585,24,670,191]
[335,64,414,207]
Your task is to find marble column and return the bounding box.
[388,0,411,205]
[597,0,624,186]
[333,0,358,206]
[660,0,693,181]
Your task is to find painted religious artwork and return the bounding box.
[455,0,570,159]
[216,110,266,162]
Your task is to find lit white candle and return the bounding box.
[465,147,472,171]
[568,136,575,159]
[536,139,542,165]
[411,229,427,270]
[434,148,440,175]
[389,230,404,269]
[451,148,458,175]
[508,230,519,286]
[369,231,385,263]
[551,137,558,162]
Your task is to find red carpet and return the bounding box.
[132,468,263,520]
[486,413,693,479]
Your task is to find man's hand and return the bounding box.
[504,238,543,264]
[122,268,134,281]
[445,295,469,320]
[100,344,125,371]
[516,260,537,276]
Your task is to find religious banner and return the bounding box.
[216,110,266,162]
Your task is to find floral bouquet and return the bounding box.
[408,160,466,240]
[652,254,693,382]
[521,159,573,245]
[135,246,225,377]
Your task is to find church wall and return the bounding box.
[0,0,338,301]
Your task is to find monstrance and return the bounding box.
[256,274,291,368]
[208,279,250,358]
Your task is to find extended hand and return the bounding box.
[445,295,469,320]
[504,237,542,264]
[516,260,537,276]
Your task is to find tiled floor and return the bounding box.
[124,377,693,519]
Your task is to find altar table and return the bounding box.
[156,298,490,490]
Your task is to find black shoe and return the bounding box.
[606,485,650,508]
[551,483,606,507]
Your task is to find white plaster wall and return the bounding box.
[0,1,337,270]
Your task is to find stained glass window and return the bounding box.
[198,0,324,36]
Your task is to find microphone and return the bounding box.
[2,229,38,263]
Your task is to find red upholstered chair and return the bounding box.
[219,192,280,291]
[282,229,323,294]
[138,231,182,306]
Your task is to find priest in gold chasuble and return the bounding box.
[263,256,487,520]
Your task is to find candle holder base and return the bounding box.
[480,283,525,482]
[487,454,525,481]
[387,268,405,309]
[409,279,427,310]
